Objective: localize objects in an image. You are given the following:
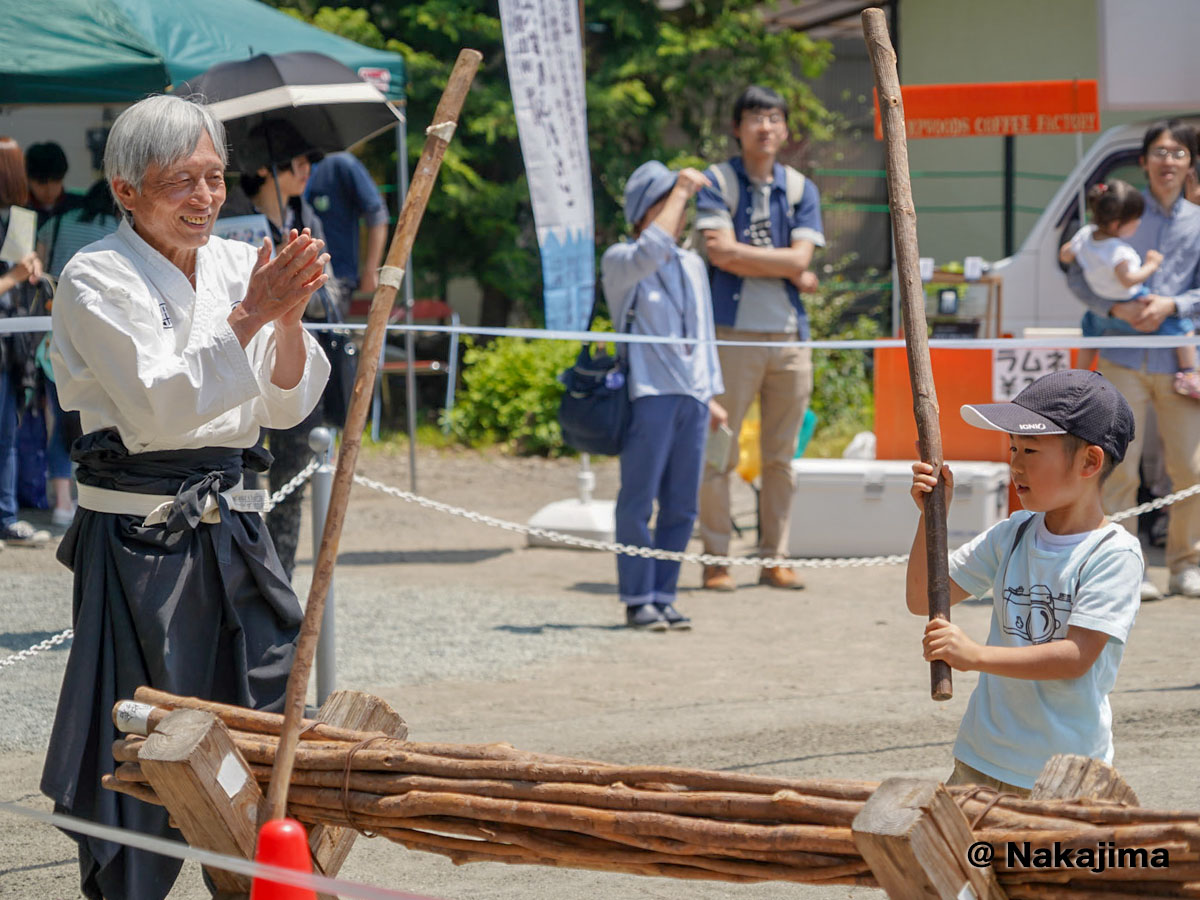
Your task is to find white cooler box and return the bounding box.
[787,459,1010,558]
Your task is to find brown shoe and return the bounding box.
[702,565,736,592]
[759,566,803,589]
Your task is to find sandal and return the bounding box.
[1173,369,1200,400]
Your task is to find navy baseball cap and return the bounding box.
[960,369,1135,462]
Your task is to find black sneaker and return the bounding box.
[625,604,668,631]
[655,603,692,631]
[0,520,51,547]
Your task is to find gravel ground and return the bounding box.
[2,443,1198,899]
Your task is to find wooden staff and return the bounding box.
[264,48,484,823]
[861,8,953,701]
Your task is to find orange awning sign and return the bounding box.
[873,79,1100,140]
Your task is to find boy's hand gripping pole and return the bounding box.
[862,9,953,701]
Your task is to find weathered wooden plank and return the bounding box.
[853,777,1007,900]
[138,709,262,896]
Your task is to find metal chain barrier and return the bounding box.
[351,472,1200,570]
[0,461,320,673]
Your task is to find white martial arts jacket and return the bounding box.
[51,219,331,453]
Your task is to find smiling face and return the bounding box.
[733,107,788,166]
[112,130,226,275]
[1140,130,1192,203]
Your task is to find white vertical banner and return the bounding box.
[499,0,594,332]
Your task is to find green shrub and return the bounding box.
[805,278,884,450]
[443,335,580,456]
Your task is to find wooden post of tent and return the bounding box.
[852,778,1007,900]
[263,48,484,825]
[862,8,953,701]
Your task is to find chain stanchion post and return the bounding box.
[309,427,337,706]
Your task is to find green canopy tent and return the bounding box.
[0,0,405,103]
[0,0,416,447]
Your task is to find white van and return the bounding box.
[989,117,1199,336]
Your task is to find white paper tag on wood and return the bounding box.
[217,752,248,798]
[964,256,984,280]
[114,701,155,735]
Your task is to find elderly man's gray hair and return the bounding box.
[105,95,228,216]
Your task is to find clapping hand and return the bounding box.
[245,228,330,329]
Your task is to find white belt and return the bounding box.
[76,481,270,526]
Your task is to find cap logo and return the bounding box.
[1018,423,1045,431]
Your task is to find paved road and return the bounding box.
[2,447,1197,898]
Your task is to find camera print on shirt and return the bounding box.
[1002,584,1072,644]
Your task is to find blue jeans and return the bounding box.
[1081,309,1193,338]
[0,371,19,528]
[616,395,708,606]
[45,379,72,480]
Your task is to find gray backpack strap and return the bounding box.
[783,164,807,211]
[711,161,739,221]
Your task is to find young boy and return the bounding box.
[908,369,1143,795]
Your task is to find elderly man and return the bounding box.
[41,95,331,900]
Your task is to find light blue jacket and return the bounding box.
[600,224,723,404]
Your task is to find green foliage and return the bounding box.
[442,336,579,456]
[261,0,832,323]
[804,269,883,444]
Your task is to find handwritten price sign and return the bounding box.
[992,348,1070,401]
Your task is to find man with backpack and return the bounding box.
[695,85,824,591]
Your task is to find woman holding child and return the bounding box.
[1067,120,1200,601]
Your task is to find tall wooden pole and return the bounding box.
[264,49,484,822]
[861,9,952,701]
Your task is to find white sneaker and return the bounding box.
[1140,579,1164,602]
[1168,566,1200,598]
[51,505,76,527]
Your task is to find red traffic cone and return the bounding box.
[249,817,317,900]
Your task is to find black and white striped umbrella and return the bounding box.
[178,51,404,172]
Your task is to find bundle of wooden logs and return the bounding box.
[105,689,1200,898]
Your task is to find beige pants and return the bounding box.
[1099,359,1200,572]
[699,328,812,557]
[946,759,1031,798]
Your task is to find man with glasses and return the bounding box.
[1067,119,1200,600]
[695,85,824,591]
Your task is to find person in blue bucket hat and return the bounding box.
[601,160,726,631]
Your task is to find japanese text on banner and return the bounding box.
[499,0,594,332]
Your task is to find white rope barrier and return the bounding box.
[5,314,1200,351]
[0,460,319,673]
[0,801,446,900]
[350,472,1200,569]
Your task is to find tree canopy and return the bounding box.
[265,0,832,324]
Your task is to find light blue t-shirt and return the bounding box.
[948,510,1143,788]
